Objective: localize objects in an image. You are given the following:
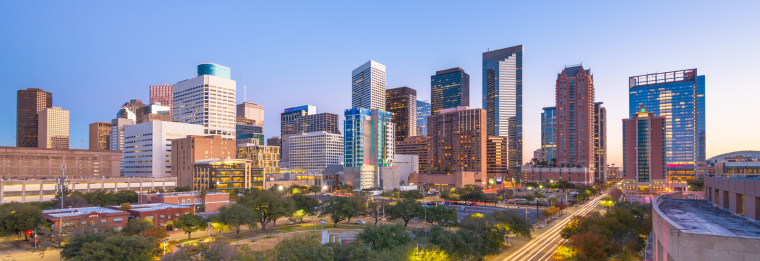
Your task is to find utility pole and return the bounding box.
[56,164,70,236]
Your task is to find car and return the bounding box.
[467,202,478,206]
[355,220,366,225]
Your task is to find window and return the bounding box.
[160,215,165,219]
[175,213,180,217]
[101,219,106,223]
[113,218,123,223]
[182,199,186,204]
[146,216,154,220]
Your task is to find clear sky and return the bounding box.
[2,1,759,167]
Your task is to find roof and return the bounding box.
[128,203,191,212]
[141,191,227,197]
[193,158,251,165]
[43,207,126,218]
[558,65,592,79]
[658,199,760,238]
[707,151,760,163]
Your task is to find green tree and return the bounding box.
[274,233,332,260]
[172,213,207,239]
[61,234,159,261]
[361,200,384,225]
[424,205,458,227]
[238,189,295,230]
[216,203,259,237]
[292,194,320,223]
[387,198,422,228]
[523,194,535,202]
[123,219,153,236]
[319,196,361,227]
[357,224,411,250]
[0,203,46,240]
[308,185,322,197]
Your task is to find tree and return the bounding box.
[61,234,159,261]
[274,234,332,260]
[387,198,422,228]
[552,245,574,261]
[173,213,207,239]
[216,203,259,237]
[356,224,412,250]
[409,247,451,261]
[361,200,384,225]
[141,226,168,241]
[119,203,132,211]
[319,196,361,227]
[237,189,295,230]
[308,185,322,197]
[554,201,568,215]
[292,194,320,223]
[548,197,559,205]
[523,195,535,202]
[569,232,608,261]
[0,203,46,240]
[600,197,615,210]
[424,205,458,227]
[542,207,556,221]
[123,219,153,236]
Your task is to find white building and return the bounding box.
[393,154,419,185]
[173,63,236,140]
[288,131,344,171]
[122,121,204,177]
[351,60,386,110]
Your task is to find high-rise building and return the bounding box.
[149,84,173,116]
[533,149,542,162]
[110,118,134,151]
[173,63,236,140]
[416,100,430,136]
[427,106,486,174]
[487,136,510,187]
[236,144,280,174]
[352,60,386,110]
[343,108,394,190]
[555,65,595,168]
[267,136,281,147]
[122,121,204,177]
[38,107,70,149]
[629,69,706,180]
[623,106,667,194]
[16,88,52,147]
[541,107,557,163]
[594,102,607,183]
[136,103,171,123]
[482,45,523,174]
[396,136,428,171]
[236,102,265,127]
[288,131,344,171]
[118,99,146,118]
[294,113,341,135]
[236,117,264,146]
[281,105,316,136]
[89,122,112,150]
[280,107,340,166]
[431,67,470,115]
[171,135,236,187]
[386,87,417,141]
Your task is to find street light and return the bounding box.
[162,240,168,258]
[314,206,319,237]
[278,186,283,191]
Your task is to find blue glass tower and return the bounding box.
[344,108,394,189]
[483,45,523,174]
[416,100,430,136]
[198,63,231,80]
[629,69,706,179]
[431,68,469,115]
[541,107,557,163]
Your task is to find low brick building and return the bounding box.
[520,166,595,186]
[113,203,194,227]
[409,171,486,190]
[139,191,229,212]
[43,207,129,231]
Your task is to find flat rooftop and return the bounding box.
[43,207,125,218]
[128,203,190,212]
[141,191,226,197]
[659,199,760,238]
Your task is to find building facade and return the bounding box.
[172,135,236,188]
[629,69,706,179]
[555,65,595,168]
[288,131,344,171]
[386,87,417,141]
[191,159,261,191]
[89,122,112,150]
[38,107,70,149]
[236,102,265,126]
[149,84,173,116]
[427,106,486,174]
[117,203,194,228]
[520,166,595,186]
[416,100,430,136]
[482,45,523,174]
[139,191,229,212]
[135,103,171,123]
[393,154,419,185]
[343,108,394,190]
[236,144,280,174]
[623,106,667,195]
[594,102,607,183]
[352,60,386,110]
[43,207,129,231]
[236,117,265,146]
[541,107,557,162]
[0,147,122,179]
[487,136,510,186]
[395,136,428,171]
[0,177,175,204]
[173,63,236,140]
[122,121,204,177]
[17,88,52,148]
[267,136,281,147]
[431,67,469,115]
[281,105,316,136]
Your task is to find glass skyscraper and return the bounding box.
[416,100,430,136]
[343,108,394,189]
[483,45,523,174]
[541,107,557,162]
[629,69,706,180]
[431,67,469,115]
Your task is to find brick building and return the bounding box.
[427,106,486,174]
[486,136,510,187]
[113,203,194,227]
[172,135,236,188]
[88,122,111,150]
[43,207,129,231]
[395,136,428,170]
[139,191,230,212]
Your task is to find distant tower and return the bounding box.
[352,60,386,110]
[17,88,53,147]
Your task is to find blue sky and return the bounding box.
[2,1,759,166]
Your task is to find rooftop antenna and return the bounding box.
[244,73,247,102]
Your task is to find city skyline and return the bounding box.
[2,2,759,167]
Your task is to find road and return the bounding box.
[501,193,607,261]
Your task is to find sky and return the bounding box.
[1,1,759,167]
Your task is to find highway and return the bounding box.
[502,193,607,261]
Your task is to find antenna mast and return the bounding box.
[244,73,247,102]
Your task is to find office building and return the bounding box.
[135,102,171,123]
[173,63,236,140]
[393,154,419,185]
[288,131,344,171]
[119,99,146,118]
[427,106,486,174]
[110,118,134,151]
[352,60,386,110]
[149,84,173,116]
[281,105,316,135]
[533,149,542,162]
[487,136,510,186]
[192,159,262,191]
[482,45,523,174]
[89,122,112,150]
[410,171,486,190]
[541,107,557,162]
[172,135,235,188]
[139,113,172,123]
[431,67,469,115]
[236,144,280,174]
[294,113,341,134]
[395,136,428,171]
[236,116,264,146]
[236,102,265,126]
[343,108,395,190]
[386,87,417,141]
[0,147,122,179]
[629,69,705,179]
[555,65,595,168]
[521,166,595,186]
[594,102,607,183]
[122,121,204,177]
[623,106,667,195]
[267,136,281,147]
[416,100,430,136]
[281,108,339,165]
[38,107,70,149]
[16,88,52,148]
[267,169,323,187]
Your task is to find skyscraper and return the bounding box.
[427,106,486,174]
[236,117,264,146]
[38,107,70,149]
[343,108,394,190]
[629,69,706,179]
[623,106,666,194]
[416,100,430,136]
[431,67,469,115]
[555,65,595,168]
[237,102,265,127]
[281,105,316,136]
[288,131,344,171]
[16,88,52,147]
[89,122,112,150]
[123,121,205,177]
[594,102,607,183]
[149,84,173,116]
[386,87,417,141]
[541,107,557,163]
[352,60,386,110]
[483,45,523,173]
[173,63,236,140]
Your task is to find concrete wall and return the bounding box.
[0,177,176,204]
[705,176,760,220]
